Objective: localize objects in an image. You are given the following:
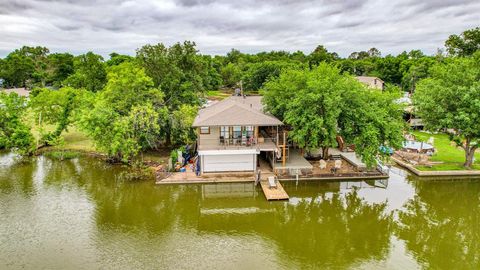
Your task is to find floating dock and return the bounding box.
[259,180,289,201]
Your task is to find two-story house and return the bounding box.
[193,96,284,174]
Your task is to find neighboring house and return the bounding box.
[193,96,283,174]
[355,76,384,90]
[397,92,424,129]
[0,88,30,98]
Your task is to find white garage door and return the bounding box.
[203,154,255,172]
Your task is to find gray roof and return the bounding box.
[193,96,283,127]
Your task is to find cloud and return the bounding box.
[0,0,478,57]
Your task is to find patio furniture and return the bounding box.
[319,159,327,170]
[268,176,277,189]
[334,160,342,169]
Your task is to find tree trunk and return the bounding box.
[464,146,477,169]
[463,138,477,169]
[322,147,329,160]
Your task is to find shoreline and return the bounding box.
[392,156,480,177]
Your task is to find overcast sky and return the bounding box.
[0,0,479,58]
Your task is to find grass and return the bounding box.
[412,131,480,171]
[44,150,80,160]
[24,109,96,152]
[207,89,232,100]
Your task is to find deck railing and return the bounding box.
[198,137,277,150]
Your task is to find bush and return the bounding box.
[44,150,80,160]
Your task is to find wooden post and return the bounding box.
[282,130,286,166]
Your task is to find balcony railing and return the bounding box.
[198,137,277,151]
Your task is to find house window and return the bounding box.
[220,126,229,138]
[200,127,210,134]
[233,126,242,138]
[245,126,254,138]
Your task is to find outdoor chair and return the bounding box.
[334,160,342,170]
[268,176,277,189]
[319,159,327,170]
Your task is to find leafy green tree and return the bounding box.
[308,45,339,68]
[242,61,300,91]
[400,57,435,92]
[414,53,480,168]
[262,63,404,167]
[79,62,168,162]
[170,104,197,146]
[106,52,134,66]
[47,53,74,86]
[220,62,241,87]
[199,55,222,91]
[64,52,107,92]
[137,41,206,110]
[0,92,35,155]
[30,87,93,145]
[0,49,35,88]
[445,27,480,56]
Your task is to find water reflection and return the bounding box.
[396,178,480,269]
[2,152,480,269]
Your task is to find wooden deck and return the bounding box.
[156,171,255,184]
[259,180,289,201]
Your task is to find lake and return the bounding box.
[1,152,479,269]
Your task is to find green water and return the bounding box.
[1,153,479,269]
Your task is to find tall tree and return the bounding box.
[0,48,35,88]
[79,62,168,162]
[47,53,75,87]
[445,27,480,56]
[136,41,207,145]
[63,52,107,92]
[308,45,338,68]
[414,53,480,168]
[0,92,35,155]
[262,64,403,166]
[30,87,93,145]
[242,60,301,91]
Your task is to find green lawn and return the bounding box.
[412,131,480,171]
[207,90,232,100]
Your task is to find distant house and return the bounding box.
[355,76,384,90]
[0,88,30,98]
[193,96,284,174]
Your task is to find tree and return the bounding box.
[400,56,435,93]
[30,87,93,145]
[79,62,168,162]
[242,60,300,91]
[220,62,241,87]
[414,53,480,168]
[46,53,74,87]
[445,27,480,56]
[170,104,197,146]
[0,49,35,88]
[64,52,107,92]
[308,45,338,68]
[262,63,404,167]
[0,92,35,155]
[106,52,134,66]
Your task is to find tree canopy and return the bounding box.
[262,63,404,167]
[445,27,480,57]
[414,52,480,168]
[0,92,35,155]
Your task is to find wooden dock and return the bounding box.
[259,180,289,201]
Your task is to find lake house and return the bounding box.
[193,96,285,174]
